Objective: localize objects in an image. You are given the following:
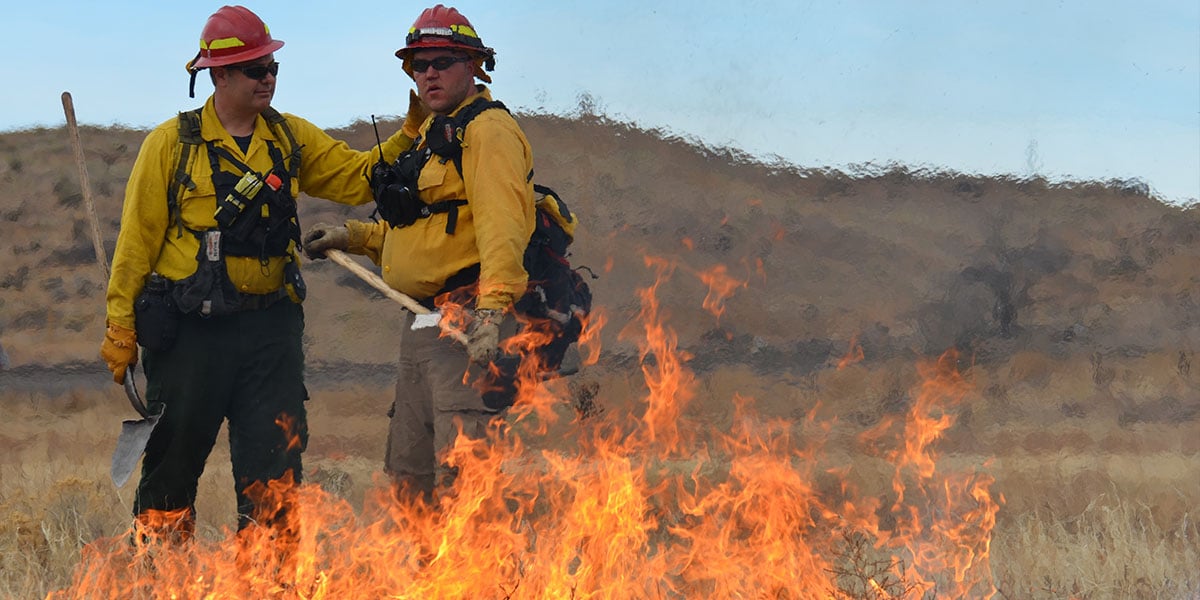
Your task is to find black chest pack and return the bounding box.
[370,98,595,396]
[162,107,307,317]
[170,107,303,255]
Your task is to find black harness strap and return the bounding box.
[170,107,301,238]
[422,98,535,232]
[262,107,301,179]
[430,199,468,234]
[427,99,507,179]
[169,109,203,239]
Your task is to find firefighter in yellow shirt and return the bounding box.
[302,4,536,502]
[98,5,425,539]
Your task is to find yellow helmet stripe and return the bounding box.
[202,36,248,51]
[450,24,479,39]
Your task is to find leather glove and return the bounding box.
[100,322,138,384]
[302,222,349,260]
[402,89,430,140]
[466,309,503,365]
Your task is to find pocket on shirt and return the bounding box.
[417,161,446,191]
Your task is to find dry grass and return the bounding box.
[993,492,1199,599]
[3,363,1199,599]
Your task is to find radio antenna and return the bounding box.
[371,115,385,161]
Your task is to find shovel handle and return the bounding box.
[324,249,469,345]
[61,92,110,280]
[325,249,431,314]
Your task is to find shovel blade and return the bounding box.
[110,408,162,487]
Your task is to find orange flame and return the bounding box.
[837,335,865,370]
[52,259,999,599]
[275,413,305,452]
[696,264,748,321]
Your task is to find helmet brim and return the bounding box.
[191,39,285,70]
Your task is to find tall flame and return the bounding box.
[52,259,999,599]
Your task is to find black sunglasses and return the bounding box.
[226,61,280,80]
[410,55,472,73]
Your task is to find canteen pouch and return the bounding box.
[134,273,180,351]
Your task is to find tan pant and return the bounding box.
[385,310,514,499]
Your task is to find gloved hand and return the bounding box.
[466,309,503,365]
[402,89,430,140]
[100,322,138,384]
[301,222,349,260]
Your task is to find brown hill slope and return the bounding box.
[0,115,1196,383]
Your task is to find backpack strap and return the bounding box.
[262,107,301,179]
[428,98,509,179]
[169,108,203,238]
[428,97,536,215]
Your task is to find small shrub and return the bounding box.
[52,177,81,209]
[12,308,50,329]
[1,267,30,291]
[40,277,69,303]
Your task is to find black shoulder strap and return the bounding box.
[262,107,301,178]
[458,98,508,127]
[430,98,509,178]
[421,98,534,235]
[169,108,203,238]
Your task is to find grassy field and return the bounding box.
[2,350,1197,598]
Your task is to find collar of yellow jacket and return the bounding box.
[418,85,492,137]
[197,96,285,147]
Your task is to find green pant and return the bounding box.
[134,300,308,531]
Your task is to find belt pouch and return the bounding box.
[134,274,180,351]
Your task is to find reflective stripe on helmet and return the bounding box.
[405,24,484,48]
[202,36,249,52]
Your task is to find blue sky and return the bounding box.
[4,0,1198,204]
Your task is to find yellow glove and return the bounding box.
[402,89,430,140]
[100,322,138,384]
[466,309,503,365]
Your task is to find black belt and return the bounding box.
[237,288,290,311]
[420,263,482,310]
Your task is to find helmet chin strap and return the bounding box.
[186,52,202,99]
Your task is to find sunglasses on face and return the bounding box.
[226,61,280,80]
[410,55,472,73]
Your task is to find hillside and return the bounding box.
[0,114,1196,378]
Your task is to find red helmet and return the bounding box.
[396,5,495,81]
[187,5,284,71]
